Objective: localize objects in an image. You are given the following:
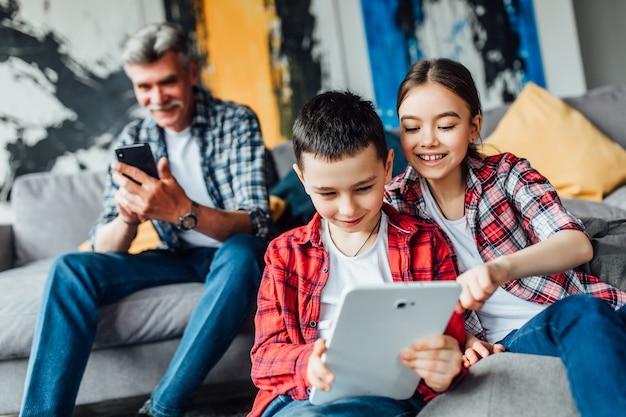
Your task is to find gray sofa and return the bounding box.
[0,170,259,416]
[1,84,625,416]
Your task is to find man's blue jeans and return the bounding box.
[499,294,626,417]
[19,234,266,417]
[261,394,426,417]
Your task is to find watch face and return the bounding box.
[182,215,198,230]
[181,214,197,230]
[178,201,199,230]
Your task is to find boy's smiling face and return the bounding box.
[295,144,393,237]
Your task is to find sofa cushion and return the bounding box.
[481,82,626,201]
[419,353,578,417]
[604,185,626,213]
[562,197,626,249]
[271,141,297,180]
[78,220,161,254]
[11,171,107,266]
[481,84,626,148]
[0,257,204,359]
[0,259,51,359]
[561,84,626,151]
[562,197,626,222]
[94,281,204,349]
[561,198,626,291]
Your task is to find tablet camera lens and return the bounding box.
[395,300,407,309]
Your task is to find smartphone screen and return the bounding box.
[114,143,159,182]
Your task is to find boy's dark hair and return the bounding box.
[397,58,482,158]
[292,90,387,169]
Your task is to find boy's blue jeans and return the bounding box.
[261,394,426,417]
[499,294,626,417]
[19,234,266,417]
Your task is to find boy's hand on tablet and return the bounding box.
[400,334,463,392]
[307,338,335,392]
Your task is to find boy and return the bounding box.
[249,91,466,417]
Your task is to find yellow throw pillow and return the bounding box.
[78,221,160,254]
[481,82,626,201]
[269,195,287,222]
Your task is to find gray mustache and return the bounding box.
[146,100,183,111]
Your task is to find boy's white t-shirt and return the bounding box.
[420,177,546,343]
[164,127,222,248]
[318,212,393,340]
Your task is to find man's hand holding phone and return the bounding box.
[113,143,161,225]
[114,143,159,184]
[112,145,190,226]
[112,163,154,225]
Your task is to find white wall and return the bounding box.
[532,0,587,96]
[572,0,626,89]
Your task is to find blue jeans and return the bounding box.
[261,394,426,417]
[19,234,266,417]
[499,294,626,417]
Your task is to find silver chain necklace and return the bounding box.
[352,215,382,257]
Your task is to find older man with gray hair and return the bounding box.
[19,22,270,417]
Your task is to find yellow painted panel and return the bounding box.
[197,0,285,148]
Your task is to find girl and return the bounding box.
[384,58,626,417]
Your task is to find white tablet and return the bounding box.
[309,281,461,405]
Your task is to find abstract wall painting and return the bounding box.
[0,0,185,199]
[360,0,546,128]
[0,0,546,198]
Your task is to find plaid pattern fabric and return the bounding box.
[90,88,270,248]
[248,204,466,416]
[385,152,626,338]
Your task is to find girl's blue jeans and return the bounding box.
[499,294,626,417]
[19,234,266,417]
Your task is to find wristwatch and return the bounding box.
[177,200,198,230]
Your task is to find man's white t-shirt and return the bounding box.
[164,127,222,248]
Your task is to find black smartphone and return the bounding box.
[114,143,159,182]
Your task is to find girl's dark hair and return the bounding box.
[292,90,387,169]
[397,58,483,158]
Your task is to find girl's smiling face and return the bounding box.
[398,82,482,186]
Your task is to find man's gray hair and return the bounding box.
[121,22,191,69]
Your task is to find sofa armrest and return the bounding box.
[419,353,577,417]
[0,224,14,272]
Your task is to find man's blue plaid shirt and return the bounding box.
[90,87,271,249]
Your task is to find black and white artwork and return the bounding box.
[0,0,168,200]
